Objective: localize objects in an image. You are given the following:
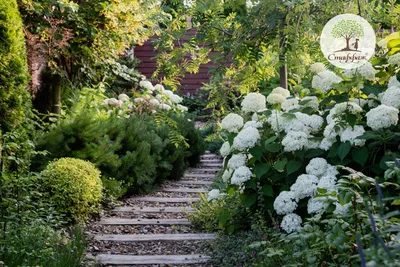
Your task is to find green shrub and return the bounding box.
[0,0,31,133]
[40,158,103,221]
[0,224,86,267]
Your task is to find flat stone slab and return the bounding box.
[95,233,215,242]
[100,218,191,225]
[199,163,223,167]
[161,188,207,193]
[134,197,200,203]
[113,206,195,213]
[184,173,215,179]
[96,254,211,265]
[174,180,213,185]
[200,159,223,162]
[189,168,219,172]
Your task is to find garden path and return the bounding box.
[86,152,222,267]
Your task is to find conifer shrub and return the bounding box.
[0,0,31,133]
[40,158,103,221]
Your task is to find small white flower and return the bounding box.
[282,131,309,152]
[241,92,266,113]
[177,104,188,112]
[107,98,119,107]
[366,105,399,131]
[221,113,244,133]
[170,94,183,104]
[158,103,172,110]
[139,80,155,91]
[222,169,232,182]
[307,197,327,214]
[333,202,352,215]
[350,98,367,108]
[301,96,319,110]
[118,94,130,102]
[344,62,377,81]
[306,158,328,177]
[163,90,174,98]
[274,191,298,215]
[281,213,302,233]
[309,62,326,74]
[207,189,221,202]
[220,142,231,157]
[243,120,263,129]
[271,87,290,98]
[227,154,247,170]
[232,127,260,151]
[388,53,400,66]
[267,93,286,105]
[154,84,165,92]
[149,99,160,106]
[340,125,366,146]
[290,174,319,199]
[231,166,252,186]
[319,137,335,151]
[381,86,400,108]
[281,98,300,111]
[134,97,145,104]
[312,70,342,93]
[317,175,337,194]
[388,76,400,88]
[251,113,259,122]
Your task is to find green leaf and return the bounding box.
[328,142,340,158]
[254,163,271,178]
[226,225,235,234]
[265,143,280,153]
[387,38,400,48]
[218,210,230,225]
[242,194,257,208]
[305,149,324,158]
[260,184,273,197]
[249,146,264,161]
[273,158,288,172]
[264,136,278,145]
[345,114,357,127]
[286,160,302,175]
[338,142,351,161]
[351,147,368,166]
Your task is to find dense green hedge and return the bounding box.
[33,112,205,195]
[0,0,31,133]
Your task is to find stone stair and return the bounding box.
[87,152,222,266]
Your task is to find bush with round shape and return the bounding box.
[40,158,103,221]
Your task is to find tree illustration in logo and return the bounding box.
[331,20,364,52]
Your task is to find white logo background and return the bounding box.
[320,14,376,69]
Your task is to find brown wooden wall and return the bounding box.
[134,29,220,95]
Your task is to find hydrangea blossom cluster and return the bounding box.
[343,62,377,81]
[380,86,400,108]
[266,87,291,105]
[281,213,302,233]
[309,62,326,74]
[388,53,400,66]
[231,166,253,187]
[232,127,260,151]
[273,158,341,232]
[221,113,244,133]
[207,189,221,202]
[366,105,399,131]
[241,92,266,113]
[311,70,342,93]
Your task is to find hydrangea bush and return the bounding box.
[207,60,400,233]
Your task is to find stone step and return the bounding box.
[184,173,215,179]
[200,159,223,162]
[134,197,200,203]
[96,254,211,265]
[189,168,220,173]
[200,155,220,159]
[100,218,191,225]
[199,163,223,167]
[113,206,195,213]
[161,188,207,193]
[95,233,215,242]
[174,180,213,185]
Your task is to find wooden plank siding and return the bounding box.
[134,29,230,95]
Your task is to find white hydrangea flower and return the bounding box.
[344,62,377,81]
[267,110,286,132]
[388,53,400,66]
[366,105,399,131]
[281,213,302,233]
[118,94,130,102]
[319,137,335,151]
[243,120,263,129]
[155,94,163,101]
[306,158,328,177]
[231,166,252,186]
[170,94,183,104]
[273,191,298,215]
[350,98,367,108]
[377,38,388,48]
[241,92,266,113]
[220,142,231,157]
[311,70,342,93]
[271,87,290,98]
[333,202,352,215]
[301,96,319,110]
[281,98,300,111]
[323,122,342,140]
[307,197,327,214]
[139,80,155,91]
[295,113,324,133]
[325,164,339,177]
[158,103,172,110]
[318,175,337,194]
[309,62,326,73]
[221,113,244,133]
[327,102,363,124]
[227,154,247,170]
[340,125,366,146]
[251,113,259,121]
[103,98,110,107]
[388,76,400,88]
[163,90,174,98]
[107,98,119,107]
[232,127,260,151]
[177,104,188,112]
[266,93,286,105]
[207,189,221,202]
[282,131,309,152]
[367,94,379,108]
[149,99,160,106]
[222,169,232,183]
[290,174,319,199]
[304,138,320,149]
[381,87,400,108]
[154,84,165,92]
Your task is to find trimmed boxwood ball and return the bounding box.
[40,158,103,221]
